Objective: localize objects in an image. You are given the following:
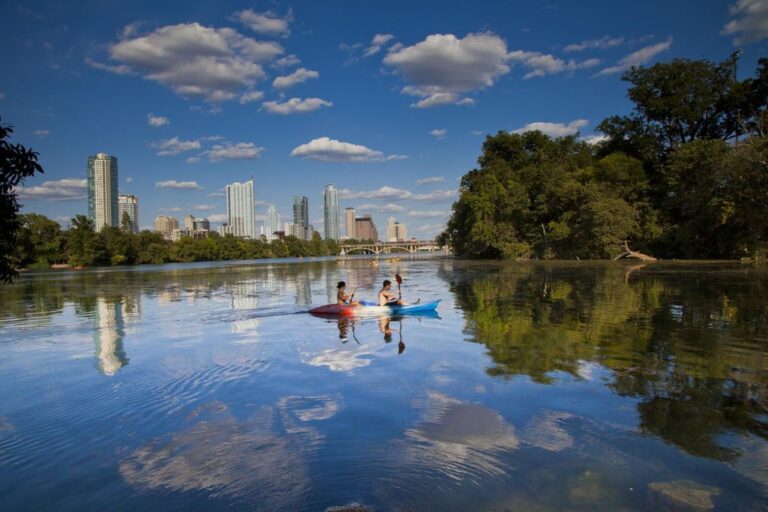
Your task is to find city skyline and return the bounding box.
[7,1,767,239]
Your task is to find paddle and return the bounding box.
[395,273,402,300]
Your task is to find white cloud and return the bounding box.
[356,203,406,213]
[409,93,476,109]
[85,58,132,75]
[232,8,292,37]
[262,97,332,114]
[98,23,284,102]
[192,204,218,211]
[430,128,447,138]
[582,134,609,145]
[471,130,484,136]
[207,213,228,222]
[155,180,203,190]
[513,119,589,137]
[126,177,133,183]
[340,186,457,202]
[416,176,446,185]
[17,178,87,201]
[415,223,446,234]
[208,191,226,197]
[723,0,768,44]
[239,90,264,104]
[147,113,170,126]
[364,33,395,57]
[272,67,319,89]
[186,156,201,164]
[564,36,625,52]
[273,55,301,68]
[200,142,264,162]
[507,51,600,79]
[159,206,184,212]
[596,39,672,76]
[33,129,49,137]
[291,137,384,162]
[386,154,409,161]
[408,210,448,218]
[152,136,201,156]
[383,32,511,107]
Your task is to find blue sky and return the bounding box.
[4,0,767,238]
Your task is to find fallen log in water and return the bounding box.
[613,241,657,262]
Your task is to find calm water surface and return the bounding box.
[0,258,767,511]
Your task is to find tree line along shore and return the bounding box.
[438,55,767,261]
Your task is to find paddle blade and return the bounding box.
[395,274,403,285]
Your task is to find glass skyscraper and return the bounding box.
[87,153,118,231]
[293,195,309,239]
[323,184,340,240]
[225,179,257,239]
[265,204,280,240]
[118,194,139,234]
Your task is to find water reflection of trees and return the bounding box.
[443,262,768,462]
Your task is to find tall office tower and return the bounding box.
[345,207,356,239]
[293,195,309,240]
[387,217,397,242]
[225,179,257,239]
[396,222,408,241]
[355,215,378,241]
[118,194,139,234]
[184,214,195,231]
[323,184,340,240]
[386,217,408,242]
[265,205,280,240]
[154,215,179,241]
[87,153,118,231]
[193,218,210,231]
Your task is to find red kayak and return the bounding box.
[308,303,359,316]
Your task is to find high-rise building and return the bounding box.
[225,179,257,239]
[293,195,309,240]
[87,153,118,231]
[118,194,139,234]
[396,222,408,241]
[193,218,210,231]
[386,217,408,242]
[323,184,340,241]
[265,205,280,240]
[345,207,356,239]
[154,215,179,240]
[355,215,378,241]
[184,214,195,231]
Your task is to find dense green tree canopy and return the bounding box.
[443,55,768,260]
[1,117,44,282]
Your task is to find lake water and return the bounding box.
[0,258,766,511]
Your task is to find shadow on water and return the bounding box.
[439,261,768,465]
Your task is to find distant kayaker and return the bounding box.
[378,279,408,306]
[337,281,359,306]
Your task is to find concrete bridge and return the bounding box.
[340,240,446,255]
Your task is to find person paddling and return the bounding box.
[337,281,359,306]
[378,279,408,306]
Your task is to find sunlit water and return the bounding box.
[0,257,766,511]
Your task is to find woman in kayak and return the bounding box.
[378,279,408,306]
[337,281,359,306]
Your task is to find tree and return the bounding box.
[120,211,134,233]
[15,213,64,268]
[66,215,104,267]
[0,117,44,282]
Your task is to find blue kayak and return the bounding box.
[358,299,440,313]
